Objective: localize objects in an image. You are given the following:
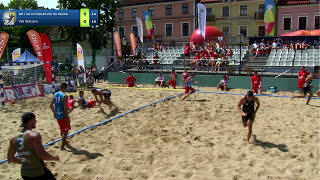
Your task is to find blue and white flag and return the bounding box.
[197,3,207,38]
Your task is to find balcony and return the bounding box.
[206,14,215,22]
[255,12,264,20]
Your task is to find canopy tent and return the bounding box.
[281,30,320,36]
[190,26,226,46]
[12,50,39,63]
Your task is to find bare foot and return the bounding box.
[60,147,66,151]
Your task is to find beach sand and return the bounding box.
[0,82,319,179]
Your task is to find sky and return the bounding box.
[2,0,59,9]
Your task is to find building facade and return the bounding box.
[201,0,265,44]
[115,0,197,46]
[277,0,320,36]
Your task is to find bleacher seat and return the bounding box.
[294,61,301,66]
[308,61,315,67]
[266,61,273,66]
[273,61,280,66]
[301,61,307,66]
[295,57,301,61]
[280,61,286,66]
[286,61,293,66]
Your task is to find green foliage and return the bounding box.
[58,0,121,65]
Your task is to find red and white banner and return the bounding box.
[114,32,122,57]
[40,32,53,83]
[3,83,44,102]
[0,32,9,62]
[27,30,44,61]
[129,33,136,55]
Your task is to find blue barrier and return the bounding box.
[0,92,184,164]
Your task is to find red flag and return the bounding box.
[0,32,9,62]
[114,32,122,57]
[27,30,44,61]
[130,33,136,55]
[40,32,53,83]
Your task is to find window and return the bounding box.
[207,8,213,16]
[222,27,229,37]
[258,4,264,13]
[166,5,172,15]
[240,26,247,37]
[182,4,189,14]
[165,24,173,37]
[118,10,124,19]
[182,23,189,36]
[315,16,320,29]
[283,17,291,30]
[240,5,248,16]
[132,26,138,37]
[148,7,154,16]
[119,27,125,38]
[258,26,265,36]
[132,8,137,18]
[222,6,229,17]
[298,16,307,30]
[257,4,264,20]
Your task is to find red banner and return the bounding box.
[3,83,44,102]
[114,32,122,57]
[0,32,9,62]
[40,32,53,83]
[27,30,44,61]
[129,33,136,55]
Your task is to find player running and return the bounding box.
[181,73,198,100]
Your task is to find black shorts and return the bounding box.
[303,85,311,95]
[22,167,55,180]
[103,89,111,99]
[242,113,255,123]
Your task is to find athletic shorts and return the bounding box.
[168,80,177,87]
[242,113,255,123]
[57,118,71,132]
[298,80,305,89]
[78,77,84,85]
[185,87,195,94]
[253,84,260,93]
[87,101,95,108]
[303,86,311,95]
[127,83,135,87]
[67,105,74,109]
[22,167,55,180]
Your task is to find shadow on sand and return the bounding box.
[66,144,103,159]
[253,135,288,152]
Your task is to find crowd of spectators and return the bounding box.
[185,41,233,72]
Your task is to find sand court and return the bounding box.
[0,84,319,179]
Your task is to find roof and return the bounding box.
[277,0,310,5]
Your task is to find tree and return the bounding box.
[58,0,121,66]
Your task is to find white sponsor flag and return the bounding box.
[197,3,207,38]
[12,48,21,61]
[136,17,143,43]
[76,43,86,82]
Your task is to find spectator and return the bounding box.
[71,65,78,86]
[271,39,280,50]
[215,54,223,72]
[184,43,192,66]
[265,40,272,54]
[86,74,94,89]
[153,53,160,68]
[125,72,136,87]
[251,71,263,95]
[295,40,302,50]
[289,41,295,50]
[283,41,289,49]
[191,52,202,70]
[78,65,85,90]
[92,65,99,83]
[227,48,233,57]
[302,40,309,50]
[252,40,259,55]
[154,73,165,87]
[66,79,76,92]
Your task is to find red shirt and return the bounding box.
[185,46,191,54]
[251,75,261,86]
[298,70,309,80]
[182,72,189,80]
[194,54,202,60]
[67,99,75,109]
[126,76,136,86]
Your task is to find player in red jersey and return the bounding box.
[67,95,76,112]
[125,72,136,87]
[298,66,310,95]
[251,71,263,95]
[181,69,189,87]
[168,69,177,89]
